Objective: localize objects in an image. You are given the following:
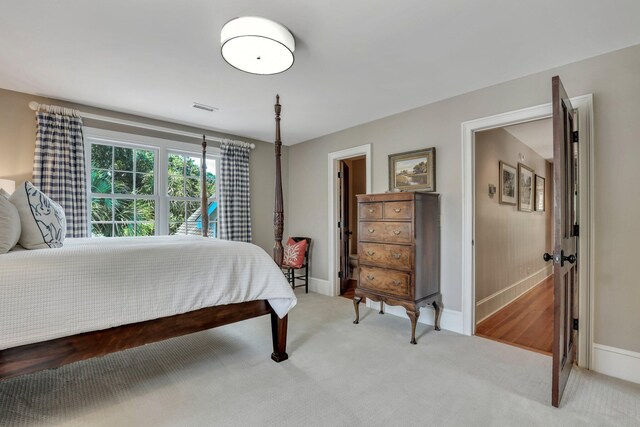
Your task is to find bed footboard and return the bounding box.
[0,300,288,381]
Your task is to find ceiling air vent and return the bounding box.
[192,102,218,112]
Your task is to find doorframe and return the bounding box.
[461,94,594,368]
[328,144,372,297]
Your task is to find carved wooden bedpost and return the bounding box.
[201,135,209,238]
[273,95,284,267]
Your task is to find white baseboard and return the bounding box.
[475,266,552,323]
[592,343,640,385]
[366,300,463,334]
[308,277,332,296]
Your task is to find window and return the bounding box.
[167,152,218,237]
[86,130,220,238]
[89,143,157,237]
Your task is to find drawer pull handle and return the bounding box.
[366,275,375,281]
[393,208,402,213]
[393,230,401,235]
[366,251,375,256]
[368,228,375,233]
[392,280,403,286]
[368,208,375,213]
[392,253,401,259]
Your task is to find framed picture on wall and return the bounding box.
[388,147,436,192]
[499,161,517,205]
[518,163,534,212]
[535,175,545,211]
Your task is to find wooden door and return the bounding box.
[339,161,351,294]
[549,75,579,408]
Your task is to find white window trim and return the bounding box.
[84,127,221,237]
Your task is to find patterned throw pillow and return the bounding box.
[9,182,66,249]
[283,238,307,269]
[0,191,21,253]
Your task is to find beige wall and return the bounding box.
[474,127,553,322]
[0,88,288,254]
[288,43,640,353]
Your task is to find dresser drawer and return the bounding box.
[359,202,383,220]
[359,221,412,244]
[359,266,410,298]
[383,201,413,220]
[359,242,412,270]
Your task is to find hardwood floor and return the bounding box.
[476,276,553,355]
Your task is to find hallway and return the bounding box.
[476,276,553,355]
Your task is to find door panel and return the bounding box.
[339,161,351,294]
[550,75,579,408]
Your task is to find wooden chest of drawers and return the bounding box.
[353,192,442,344]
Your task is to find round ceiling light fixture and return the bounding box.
[220,16,295,75]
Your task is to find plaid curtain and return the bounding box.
[219,142,251,242]
[33,109,88,238]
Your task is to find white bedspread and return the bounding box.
[0,236,296,350]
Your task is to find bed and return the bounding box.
[0,97,291,381]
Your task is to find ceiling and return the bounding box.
[1,1,640,145]
[504,119,553,161]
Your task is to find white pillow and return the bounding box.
[0,193,21,253]
[10,182,66,249]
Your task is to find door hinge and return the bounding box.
[337,221,341,228]
[573,224,580,236]
[572,131,579,143]
[573,318,579,331]
[338,271,343,279]
[338,171,342,178]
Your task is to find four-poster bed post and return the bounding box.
[273,95,284,268]
[201,135,209,238]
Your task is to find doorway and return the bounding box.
[327,144,372,298]
[338,156,366,299]
[473,119,554,355]
[461,94,593,370]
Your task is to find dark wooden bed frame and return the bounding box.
[0,96,289,382]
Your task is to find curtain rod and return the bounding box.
[28,101,255,149]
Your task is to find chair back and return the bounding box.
[290,237,312,266]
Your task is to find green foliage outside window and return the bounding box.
[90,144,217,238]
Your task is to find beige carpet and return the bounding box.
[1,292,639,426]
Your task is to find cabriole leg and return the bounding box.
[353,297,363,324]
[271,312,289,362]
[406,308,420,344]
[432,300,442,332]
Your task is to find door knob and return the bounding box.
[563,253,577,264]
[543,253,553,262]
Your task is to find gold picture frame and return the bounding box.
[499,161,517,205]
[388,148,436,192]
[535,174,545,211]
[518,163,534,212]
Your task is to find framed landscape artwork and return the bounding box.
[499,161,517,205]
[388,147,436,192]
[535,175,545,211]
[518,163,534,212]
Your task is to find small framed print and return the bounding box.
[499,161,517,205]
[535,175,545,212]
[518,163,534,212]
[388,148,436,192]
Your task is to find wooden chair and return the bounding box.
[283,237,312,293]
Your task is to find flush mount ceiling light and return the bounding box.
[220,16,295,75]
